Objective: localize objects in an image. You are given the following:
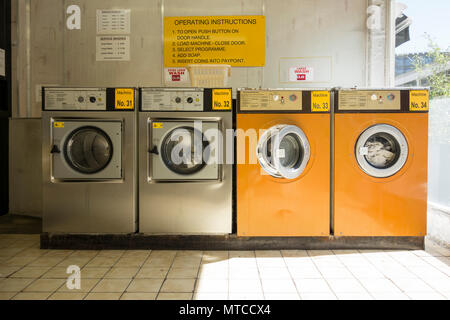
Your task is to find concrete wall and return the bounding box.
[9,0,394,218]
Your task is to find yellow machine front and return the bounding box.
[236,89,331,237]
[334,89,429,236]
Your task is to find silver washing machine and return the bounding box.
[139,87,233,234]
[42,87,137,233]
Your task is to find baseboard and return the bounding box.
[40,233,424,250]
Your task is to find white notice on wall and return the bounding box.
[0,49,5,77]
[96,36,130,61]
[96,9,131,34]
[288,66,314,82]
[165,68,189,83]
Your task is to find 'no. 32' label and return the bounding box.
[212,89,232,110]
[115,88,135,110]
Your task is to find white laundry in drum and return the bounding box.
[365,141,395,167]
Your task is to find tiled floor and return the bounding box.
[0,234,449,300]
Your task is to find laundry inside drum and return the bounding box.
[364,132,401,169]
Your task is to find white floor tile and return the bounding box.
[300,292,337,300]
[359,278,402,293]
[294,278,331,293]
[229,279,262,293]
[371,292,410,300]
[326,278,367,293]
[317,266,354,279]
[258,267,291,279]
[389,277,436,292]
[406,292,446,300]
[335,292,373,300]
[261,279,297,293]
[229,293,264,300]
[195,278,228,293]
[264,293,300,300]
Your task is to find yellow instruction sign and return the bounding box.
[212,89,232,110]
[164,16,265,67]
[54,122,64,128]
[409,90,429,111]
[311,91,330,112]
[115,88,134,110]
[153,122,163,129]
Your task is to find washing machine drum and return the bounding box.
[160,126,209,175]
[257,124,310,179]
[64,126,113,174]
[355,124,408,178]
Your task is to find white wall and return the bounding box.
[12,0,372,118]
[427,97,450,246]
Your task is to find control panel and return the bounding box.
[44,88,107,110]
[141,88,204,111]
[338,90,401,111]
[240,90,302,111]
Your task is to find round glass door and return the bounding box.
[160,126,210,175]
[257,124,310,179]
[64,126,113,174]
[355,124,408,178]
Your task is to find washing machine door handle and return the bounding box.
[50,145,60,154]
[148,145,159,155]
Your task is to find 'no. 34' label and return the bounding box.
[115,88,135,110]
[409,90,429,111]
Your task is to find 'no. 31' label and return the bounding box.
[115,88,135,110]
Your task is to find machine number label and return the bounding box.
[311,91,330,112]
[212,89,232,110]
[153,122,163,129]
[53,122,64,128]
[409,90,429,111]
[115,88,135,110]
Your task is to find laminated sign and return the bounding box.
[289,66,314,82]
[164,16,265,67]
[165,68,189,82]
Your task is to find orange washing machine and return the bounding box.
[236,89,331,237]
[334,88,429,236]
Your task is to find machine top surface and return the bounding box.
[335,88,429,113]
[140,87,232,112]
[42,87,136,112]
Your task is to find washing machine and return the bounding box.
[334,88,429,236]
[236,89,331,237]
[139,87,233,234]
[42,87,137,233]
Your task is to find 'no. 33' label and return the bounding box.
[115,88,135,110]
[311,91,330,112]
